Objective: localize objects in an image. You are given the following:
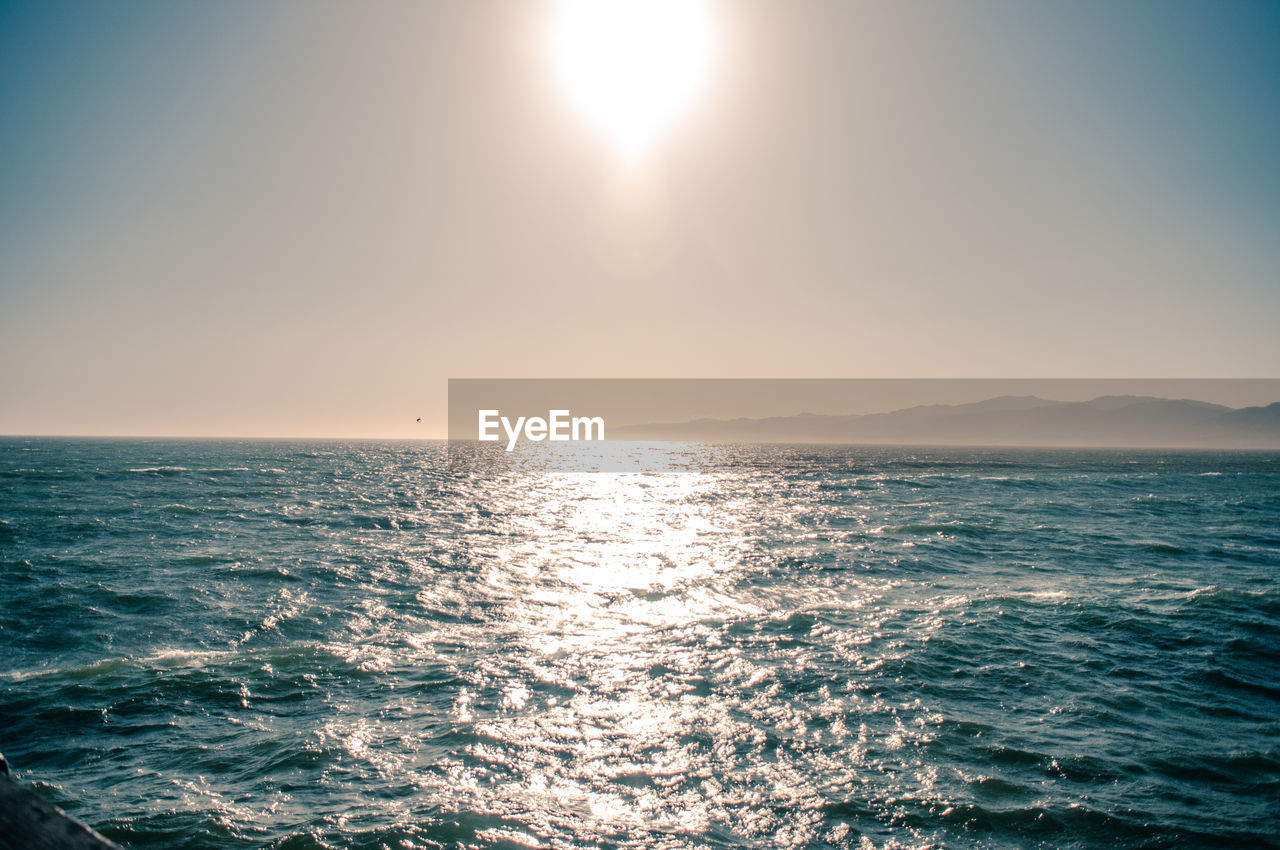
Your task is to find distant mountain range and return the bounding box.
[611,396,1280,448]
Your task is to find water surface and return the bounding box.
[1,439,1277,848]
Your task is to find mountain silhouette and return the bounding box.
[612,396,1280,448]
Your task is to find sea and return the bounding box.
[1,438,1277,849]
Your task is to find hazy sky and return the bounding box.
[2,0,1278,437]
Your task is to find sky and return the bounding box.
[1,0,1278,438]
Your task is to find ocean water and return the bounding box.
[1,439,1278,850]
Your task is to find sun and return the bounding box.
[548,0,718,161]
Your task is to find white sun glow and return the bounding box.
[548,0,718,161]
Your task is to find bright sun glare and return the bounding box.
[548,0,718,161]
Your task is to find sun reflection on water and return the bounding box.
[409,467,850,846]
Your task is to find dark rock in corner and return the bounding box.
[0,763,121,850]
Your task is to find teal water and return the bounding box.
[1,439,1277,849]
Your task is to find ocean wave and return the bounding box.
[890,522,996,537]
